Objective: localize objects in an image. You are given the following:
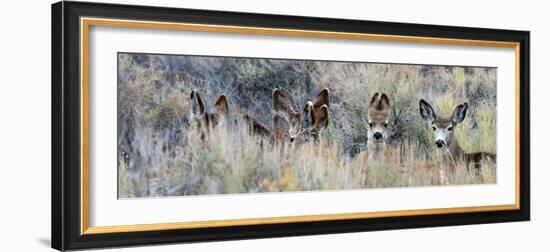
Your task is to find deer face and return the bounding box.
[419,99,468,151]
[367,93,391,146]
[189,89,229,138]
[272,88,301,143]
[272,88,330,143]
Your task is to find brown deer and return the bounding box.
[189,89,229,140]
[243,88,329,145]
[367,93,391,160]
[419,99,496,176]
[243,113,293,146]
[243,113,272,139]
[271,88,330,143]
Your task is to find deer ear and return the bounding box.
[272,88,294,114]
[214,94,228,116]
[419,99,436,122]
[302,101,314,125]
[452,102,468,124]
[369,92,380,110]
[303,101,313,114]
[313,88,330,109]
[190,89,205,118]
[379,93,390,114]
[314,105,329,130]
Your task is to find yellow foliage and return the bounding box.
[280,167,296,191]
[263,176,280,192]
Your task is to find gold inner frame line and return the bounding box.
[80,17,521,235]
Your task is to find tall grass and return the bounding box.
[117,53,497,198]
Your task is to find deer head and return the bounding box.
[419,99,468,154]
[189,89,229,139]
[367,93,391,147]
[272,88,330,143]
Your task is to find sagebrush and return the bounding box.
[117,53,497,198]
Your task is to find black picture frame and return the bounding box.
[52,1,530,251]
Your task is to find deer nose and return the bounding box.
[435,140,445,148]
[373,132,382,140]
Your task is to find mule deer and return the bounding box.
[419,99,496,176]
[189,89,229,140]
[243,113,287,146]
[367,93,391,159]
[271,88,330,143]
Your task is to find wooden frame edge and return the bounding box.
[78,17,523,235]
[51,2,64,250]
[83,204,518,234]
[83,17,519,48]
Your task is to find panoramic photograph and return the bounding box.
[117,52,497,198]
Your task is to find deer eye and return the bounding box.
[448,126,453,131]
[368,122,373,128]
[432,126,437,131]
[384,123,389,128]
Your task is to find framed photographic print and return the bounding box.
[52,1,530,250]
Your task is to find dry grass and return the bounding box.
[118,123,495,197]
[117,53,497,198]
